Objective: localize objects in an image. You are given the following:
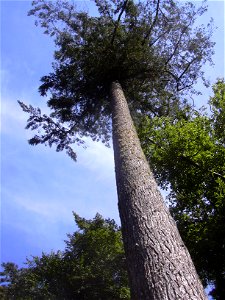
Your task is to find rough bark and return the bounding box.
[110,81,207,300]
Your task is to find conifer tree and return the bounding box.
[19,1,214,298]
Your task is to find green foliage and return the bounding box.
[138,79,225,299]
[0,262,47,299]
[209,78,225,144]
[0,213,130,300]
[19,0,214,159]
[0,285,7,300]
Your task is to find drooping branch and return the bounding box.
[18,101,83,161]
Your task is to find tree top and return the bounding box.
[20,0,215,159]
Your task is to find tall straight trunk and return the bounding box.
[110,81,207,300]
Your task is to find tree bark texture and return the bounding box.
[110,81,207,300]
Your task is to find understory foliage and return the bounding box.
[19,0,214,159]
[0,214,130,300]
[138,79,225,300]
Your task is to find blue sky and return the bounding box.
[0,0,224,272]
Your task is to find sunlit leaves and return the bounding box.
[209,78,225,144]
[138,79,225,299]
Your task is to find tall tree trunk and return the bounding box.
[110,81,207,300]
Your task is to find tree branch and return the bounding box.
[142,0,160,46]
[178,57,198,81]
[165,26,190,65]
[110,0,129,45]
[149,27,171,47]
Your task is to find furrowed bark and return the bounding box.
[110,81,207,300]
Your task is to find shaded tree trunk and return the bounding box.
[110,81,207,300]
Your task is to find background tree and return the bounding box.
[0,213,130,300]
[19,0,214,298]
[138,79,225,299]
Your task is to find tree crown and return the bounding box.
[20,0,214,159]
[0,213,130,299]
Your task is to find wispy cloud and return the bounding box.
[78,138,115,181]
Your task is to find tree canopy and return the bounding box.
[138,79,225,299]
[0,213,130,300]
[19,0,214,159]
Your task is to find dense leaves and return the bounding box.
[210,78,225,144]
[19,0,214,159]
[138,79,225,299]
[0,213,130,299]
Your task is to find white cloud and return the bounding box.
[1,97,27,123]
[78,138,115,182]
[13,195,70,221]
